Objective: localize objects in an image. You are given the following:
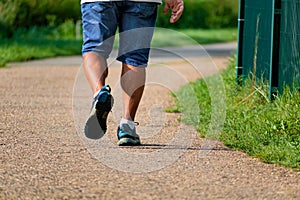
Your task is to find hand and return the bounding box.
[163,0,184,23]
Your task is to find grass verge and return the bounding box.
[0,28,237,67]
[0,39,81,67]
[152,28,237,47]
[172,56,300,170]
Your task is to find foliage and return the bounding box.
[173,56,300,169]
[157,0,239,29]
[0,0,238,39]
[0,0,81,38]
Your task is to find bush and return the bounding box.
[0,0,238,38]
[157,0,239,29]
[0,0,81,34]
[0,22,13,39]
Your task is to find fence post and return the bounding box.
[237,0,245,86]
[269,0,282,99]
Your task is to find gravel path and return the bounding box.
[1,43,299,199]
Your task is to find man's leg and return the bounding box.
[116,2,158,145]
[81,2,117,139]
[121,63,146,121]
[83,52,114,139]
[116,63,145,145]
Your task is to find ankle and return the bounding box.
[93,85,111,98]
[93,89,101,98]
[120,118,135,129]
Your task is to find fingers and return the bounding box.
[170,1,184,23]
[162,0,184,23]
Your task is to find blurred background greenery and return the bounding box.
[0,0,238,66]
[0,0,80,38]
[0,0,238,39]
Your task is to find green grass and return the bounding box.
[179,28,237,44]
[0,27,237,67]
[0,39,81,66]
[172,56,300,170]
[152,28,237,47]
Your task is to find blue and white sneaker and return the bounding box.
[84,85,114,139]
[117,123,141,146]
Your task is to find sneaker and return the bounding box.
[117,123,141,146]
[84,85,114,139]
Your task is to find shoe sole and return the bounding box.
[118,138,141,146]
[84,94,113,139]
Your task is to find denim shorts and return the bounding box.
[81,1,158,67]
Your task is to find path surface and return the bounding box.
[1,42,300,199]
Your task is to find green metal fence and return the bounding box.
[278,0,300,92]
[237,0,300,98]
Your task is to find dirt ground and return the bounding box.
[1,44,299,199]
